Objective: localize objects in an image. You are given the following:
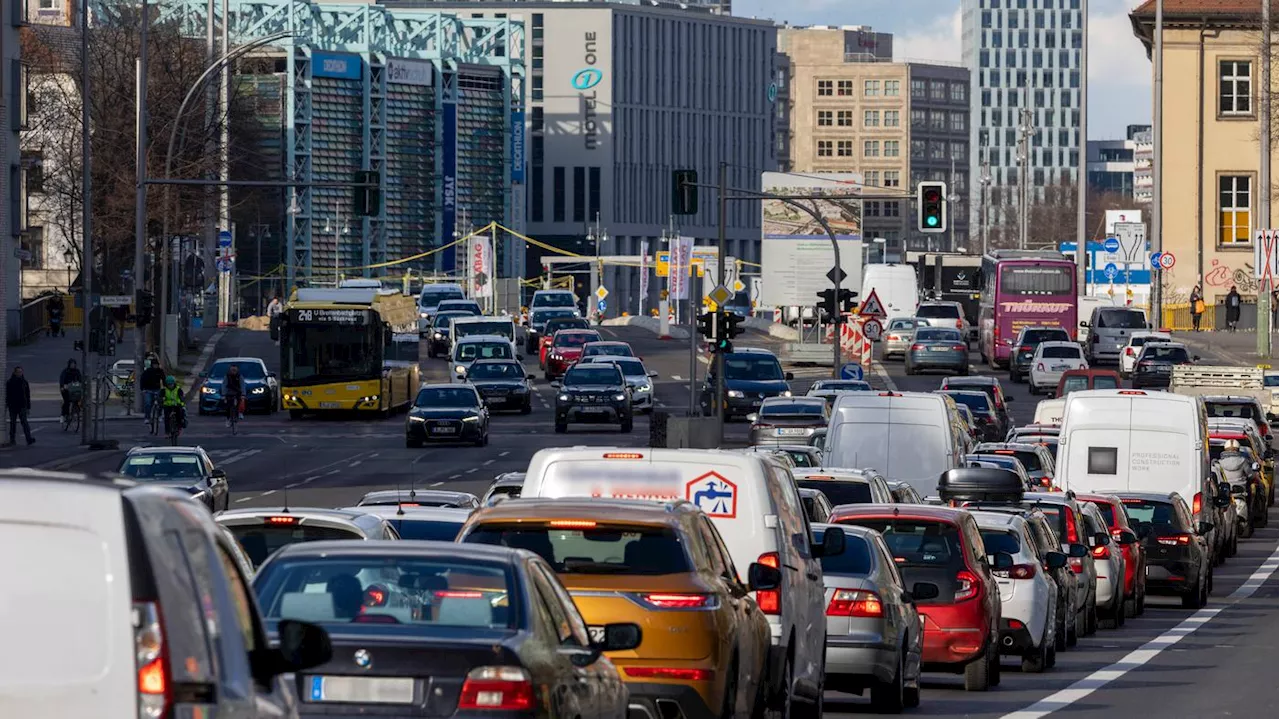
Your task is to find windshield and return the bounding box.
[432,312,469,329]
[254,556,513,628]
[420,287,464,307]
[455,322,513,340]
[415,387,480,408]
[982,449,1042,473]
[532,293,577,308]
[227,524,363,568]
[532,309,578,326]
[554,333,596,348]
[1000,265,1074,295]
[724,355,784,381]
[915,329,962,342]
[1020,328,1071,344]
[285,322,379,383]
[436,301,479,314]
[1090,501,1116,527]
[603,359,646,376]
[917,304,960,319]
[1205,401,1260,421]
[564,366,622,386]
[813,531,872,575]
[786,450,818,467]
[455,343,513,362]
[388,519,465,542]
[1042,345,1082,359]
[1096,309,1146,329]
[814,381,871,392]
[944,392,992,414]
[463,524,691,575]
[209,361,266,380]
[119,453,204,479]
[545,318,589,333]
[466,362,525,380]
[980,529,1020,556]
[847,519,964,568]
[827,422,949,483]
[1132,336,1169,348]
[1265,374,1279,388]
[761,401,825,417]
[889,319,923,330]
[1142,345,1190,362]
[1119,499,1179,533]
[583,344,631,356]
[798,479,871,505]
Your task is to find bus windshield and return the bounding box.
[284,322,380,384]
[1000,265,1074,295]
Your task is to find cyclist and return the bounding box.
[139,356,166,425]
[223,363,244,427]
[58,359,83,420]
[161,375,186,437]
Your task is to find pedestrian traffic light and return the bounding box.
[696,310,717,340]
[134,289,154,327]
[353,170,381,217]
[816,288,837,322]
[917,181,947,234]
[838,288,859,314]
[672,169,698,215]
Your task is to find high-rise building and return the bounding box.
[778,26,971,252]
[961,0,1083,242]
[1086,124,1151,201]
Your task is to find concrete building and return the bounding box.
[778,26,971,252]
[410,0,780,315]
[962,0,1083,241]
[3,0,22,345]
[1130,0,1278,304]
[1133,126,1153,203]
[1086,124,1152,201]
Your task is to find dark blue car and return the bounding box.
[701,348,795,419]
[198,357,278,415]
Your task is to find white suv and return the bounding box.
[916,301,972,341]
[1029,341,1088,395]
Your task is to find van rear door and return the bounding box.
[1062,395,1193,496]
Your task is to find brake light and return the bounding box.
[994,449,1016,454]
[1064,509,1079,544]
[1125,347,1135,356]
[435,590,485,599]
[1069,557,1085,574]
[995,563,1037,580]
[1092,544,1111,559]
[955,569,980,601]
[956,319,964,329]
[602,452,644,459]
[1156,534,1192,546]
[953,344,967,352]
[637,593,715,609]
[826,589,884,617]
[888,333,901,341]
[1036,362,1046,372]
[364,585,388,607]
[458,666,535,710]
[994,325,1001,343]
[134,601,169,719]
[265,515,297,525]
[756,552,780,614]
[624,667,714,681]
[1041,477,1052,487]
[1192,492,1203,515]
[911,344,924,352]
[1119,390,1148,395]
[1110,528,1124,540]
[548,520,598,529]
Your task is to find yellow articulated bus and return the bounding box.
[279,288,421,418]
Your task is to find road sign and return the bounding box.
[839,363,864,381]
[1150,252,1163,270]
[595,285,609,301]
[596,298,607,312]
[99,295,132,307]
[857,288,887,318]
[1114,222,1147,260]
[1103,263,1118,281]
[216,256,235,273]
[862,318,883,341]
[1255,229,1279,282]
[1103,237,1120,253]
[732,278,746,293]
[217,229,233,248]
[826,266,847,285]
[1158,252,1176,270]
[708,284,733,306]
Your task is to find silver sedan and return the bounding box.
[882,317,928,360]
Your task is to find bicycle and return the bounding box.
[145,391,162,436]
[165,406,183,446]
[226,395,243,436]
[61,383,83,433]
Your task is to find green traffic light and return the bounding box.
[927,216,939,227]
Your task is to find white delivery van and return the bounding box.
[1057,389,1212,522]
[521,447,842,715]
[1034,398,1066,425]
[825,391,968,497]
[861,264,920,322]
[451,315,518,352]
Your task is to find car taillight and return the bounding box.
[888,334,901,341]
[756,552,780,614]
[1192,492,1203,515]
[1125,347,1135,356]
[1065,509,1079,544]
[911,344,924,352]
[364,584,389,607]
[751,422,773,431]
[134,601,169,719]
[636,593,716,610]
[1069,557,1085,574]
[956,319,964,329]
[1110,527,1124,540]
[1036,362,1046,372]
[1092,544,1111,559]
[458,666,536,711]
[826,589,884,617]
[1156,534,1192,546]
[994,325,1001,342]
[953,344,967,352]
[625,667,714,681]
[1020,345,1033,354]
[955,569,980,601]
[995,563,1037,580]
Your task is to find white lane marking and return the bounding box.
[286,483,300,489]
[483,459,495,466]
[672,375,683,381]
[1000,546,1279,719]
[235,496,252,503]
[302,475,321,483]
[449,473,462,480]
[349,460,362,467]
[261,490,276,496]
[870,360,898,391]
[499,451,510,457]
[465,468,478,474]
[430,481,444,487]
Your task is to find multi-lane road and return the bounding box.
[33,323,1280,718]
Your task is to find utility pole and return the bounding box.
[132,0,150,414]
[217,0,232,326]
[1151,0,1164,325]
[1076,0,1090,295]
[715,161,727,435]
[1017,106,1033,250]
[1259,0,1272,354]
[79,0,94,444]
[980,158,991,255]
[587,212,608,320]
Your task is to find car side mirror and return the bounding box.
[1044,551,1069,569]
[1193,355,1201,362]
[255,619,332,683]
[549,381,561,389]
[526,374,536,381]
[517,354,526,361]
[267,372,277,380]
[210,469,227,480]
[813,526,846,558]
[648,371,659,378]
[593,623,642,653]
[1196,521,1214,536]
[198,370,209,379]
[1068,543,1089,558]
[1214,492,1232,509]
[1078,321,1088,328]
[1251,462,1261,472]
[1116,530,1139,545]
[1092,532,1111,548]
[1004,396,1015,403]
[747,562,782,591]
[909,582,940,601]
[989,552,1014,570]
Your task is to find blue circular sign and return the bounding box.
[596,298,607,312]
[571,68,603,91]
[217,229,233,248]
[1150,251,1163,270]
[1103,237,1120,253]
[1103,263,1118,281]
[839,363,864,381]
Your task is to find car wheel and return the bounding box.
[959,364,970,376]
[989,640,1002,686]
[1181,577,1203,609]
[520,400,532,415]
[1055,614,1067,652]
[719,656,739,718]
[903,684,920,709]
[544,372,554,382]
[1124,590,1138,618]
[1137,581,1147,615]
[554,421,568,434]
[1085,598,1098,636]
[962,642,992,692]
[870,650,905,713]
[1021,625,1050,673]
[775,656,794,716]
[1066,612,1079,647]
[793,654,824,719]
[288,410,303,420]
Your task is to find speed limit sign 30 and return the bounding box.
[862,318,883,342]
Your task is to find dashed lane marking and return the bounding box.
[235,496,252,503]
[430,481,444,487]
[261,490,276,496]
[449,473,462,480]
[499,451,510,457]
[483,459,495,466]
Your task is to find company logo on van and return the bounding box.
[687,472,738,518]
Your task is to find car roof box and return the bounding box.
[937,468,1025,504]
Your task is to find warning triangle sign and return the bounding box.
[857,288,887,318]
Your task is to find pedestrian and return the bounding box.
[5,367,34,446]
[1225,285,1242,332]
[47,293,65,337]
[1271,289,1278,331]
[1190,285,1205,332]
[58,359,83,420]
[267,294,284,344]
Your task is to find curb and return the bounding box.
[1175,332,1277,368]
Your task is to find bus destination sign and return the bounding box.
[290,308,369,325]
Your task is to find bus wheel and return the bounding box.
[288,410,302,420]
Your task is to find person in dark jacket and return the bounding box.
[1225,285,1242,331]
[58,359,83,420]
[139,356,166,423]
[5,367,34,445]
[1190,285,1205,332]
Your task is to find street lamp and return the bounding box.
[324,204,350,288]
[63,248,73,292]
[587,212,609,319]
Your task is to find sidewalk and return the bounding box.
[1172,330,1279,368]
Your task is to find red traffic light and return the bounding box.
[923,188,942,203]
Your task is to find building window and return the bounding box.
[911,79,927,98]
[885,80,900,96]
[929,141,946,160]
[863,80,880,96]
[950,83,967,103]
[531,107,544,132]
[949,112,966,133]
[817,140,834,157]
[911,109,926,128]
[930,111,946,131]
[1219,175,1252,245]
[552,166,565,222]
[865,170,880,187]
[950,142,967,161]
[817,110,833,127]
[531,157,544,223]
[838,140,855,157]
[531,75,544,101]
[23,153,43,193]
[930,81,946,101]
[884,170,901,188]
[588,167,600,220]
[1219,60,1252,115]
[884,110,900,127]
[883,201,900,217]
[865,201,881,217]
[837,110,853,126]
[572,167,585,223]
[531,45,544,70]
[817,79,834,96]
[21,227,43,269]
[884,140,900,157]
[864,110,879,127]
[862,140,878,157]
[910,140,926,159]
[838,79,855,96]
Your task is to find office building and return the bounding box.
[961,0,1083,242]
[779,26,971,252]
[1086,124,1151,200]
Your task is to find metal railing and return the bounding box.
[1161,300,1260,332]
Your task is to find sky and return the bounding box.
[735,0,1152,140]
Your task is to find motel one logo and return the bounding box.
[571,32,603,150]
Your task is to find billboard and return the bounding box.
[470,235,494,301]
[441,98,458,271]
[1104,209,1142,235]
[759,172,865,307]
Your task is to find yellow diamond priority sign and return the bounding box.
[595,285,609,301]
[708,284,733,306]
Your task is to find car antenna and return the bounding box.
[281,486,290,513]
[395,477,406,517]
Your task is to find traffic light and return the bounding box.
[672,169,698,215]
[816,288,837,322]
[696,310,718,340]
[838,288,859,314]
[917,181,947,233]
[353,170,382,217]
[134,289,154,328]
[721,311,745,340]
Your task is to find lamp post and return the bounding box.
[324,202,349,288]
[587,212,609,320]
[63,248,74,292]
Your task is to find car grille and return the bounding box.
[481,387,509,396]
[572,394,609,403]
[425,419,461,431]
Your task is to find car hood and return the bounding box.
[127,478,203,492]
[471,378,526,389]
[410,407,482,418]
[550,347,585,357]
[724,378,790,393]
[562,384,624,393]
[203,378,269,392]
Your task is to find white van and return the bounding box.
[1057,389,1212,521]
[861,264,920,322]
[1034,398,1066,425]
[450,315,517,352]
[826,391,968,497]
[520,447,843,715]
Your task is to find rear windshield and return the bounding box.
[1120,500,1181,534]
[467,362,525,380]
[798,479,872,505]
[812,531,873,575]
[761,402,825,417]
[785,450,818,467]
[119,453,204,479]
[532,309,579,323]
[1141,345,1189,362]
[389,519,464,542]
[254,557,513,628]
[916,304,960,319]
[433,312,469,328]
[979,529,1020,556]
[1132,336,1170,348]
[979,449,1042,473]
[1021,329,1070,344]
[462,524,691,575]
[1265,374,1279,387]
[915,329,962,342]
[533,293,577,308]
[226,524,364,568]
[1088,500,1116,527]
[945,392,992,414]
[1205,401,1260,421]
[555,333,596,347]
[1042,346,1082,359]
[814,381,871,392]
[456,343,513,361]
[1096,309,1146,329]
[842,519,964,567]
[584,344,631,356]
[564,366,622,386]
[421,287,465,306]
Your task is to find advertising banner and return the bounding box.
[441,98,458,271]
[470,235,494,301]
[760,171,864,307]
[511,110,526,184]
[312,52,362,80]
[639,239,650,313]
[386,58,433,86]
[669,236,695,301]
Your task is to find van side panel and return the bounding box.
[0,484,135,717]
[827,395,957,498]
[862,265,920,318]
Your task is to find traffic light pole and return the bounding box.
[716,162,728,440]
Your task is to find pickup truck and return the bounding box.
[1171,365,1279,426]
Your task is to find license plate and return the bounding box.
[588,625,606,643]
[1052,365,1070,371]
[776,428,806,436]
[431,426,457,435]
[319,402,340,409]
[929,346,950,352]
[308,676,414,704]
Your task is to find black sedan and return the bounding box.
[552,363,633,433]
[1132,342,1198,389]
[116,445,230,511]
[406,384,490,448]
[253,541,638,718]
[198,357,278,414]
[466,359,535,413]
[425,311,474,359]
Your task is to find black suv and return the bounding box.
[552,363,633,433]
[701,348,795,419]
[1008,326,1072,383]
[1114,491,1213,609]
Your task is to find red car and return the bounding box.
[1076,493,1146,618]
[543,329,601,381]
[830,504,1005,691]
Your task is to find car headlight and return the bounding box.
[201,386,217,395]
[434,332,444,339]
[782,390,793,397]
[637,383,652,393]
[420,312,429,319]
[614,393,628,402]
[557,393,571,402]
[250,387,265,395]
[408,414,425,423]
[461,415,480,422]
[727,390,744,398]
[454,365,466,374]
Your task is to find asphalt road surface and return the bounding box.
[23,323,1280,718]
